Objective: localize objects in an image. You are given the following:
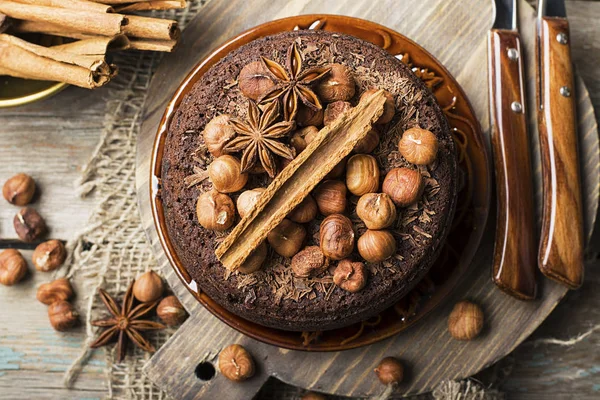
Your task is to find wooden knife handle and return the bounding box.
[487,30,537,300]
[537,17,584,289]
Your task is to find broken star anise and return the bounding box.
[90,281,165,363]
[259,42,331,121]
[224,100,295,178]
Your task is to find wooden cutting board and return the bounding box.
[135,0,599,398]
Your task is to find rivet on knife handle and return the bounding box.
[536,14,584,289]
[487,29,537,300]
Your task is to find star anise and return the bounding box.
[90,281,165,362]
[259,42,331,121]
[224,100,295,178]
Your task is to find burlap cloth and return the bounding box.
[58,1,599,399]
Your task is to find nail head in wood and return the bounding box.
[556,32,568,44]
[511,101,523,113]
[560,86,571,97]
[507,48,519,61]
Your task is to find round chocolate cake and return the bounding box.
[161,30,458,331]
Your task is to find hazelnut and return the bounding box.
[133,271,164,303]
[238,61,276,100]
[333,259,367,293]
[302,392,327,400]
[202,114,236,157]
[288,195,318,223]
[237,241,267,274]
[2,173,36,206]
[374,357,404,385]
[315,63,355,102]
[361,89,395,124]
[48,300,79,331]
[357,229,396,263]
[346,154,380,196]
[37,278,74,305]
[267,219,306,258]
[32,240,66,272]
[313,180,347,216]
[319,214,355,260]
[353,129,380,153]
[304,126,319,145]
[208,155,248,193]
[291,246,327,278]
[13,207,47,242]
[323,101,352,126]
[296,105,324,127]
[324,157,347,180]
[398,127,439,165]
[356,193,397,229]
[0,249,27,286]
[382,168,424,207]
[290,126,319,153]
[196,190,235,231]
[218,344,255,382]
[157,295,188,326]
[236,188,265,219]
[448,300,484,340]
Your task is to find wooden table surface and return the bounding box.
[0,1,598,399]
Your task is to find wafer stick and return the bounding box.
[114,1,185,12]
[9,0,113,13]
[0,1,126,36]
[0,34,116,88]
[123,15,179,40]
[51,35,130,54]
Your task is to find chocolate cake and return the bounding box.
[161,30,458,331]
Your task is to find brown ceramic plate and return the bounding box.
[150,15,491,351]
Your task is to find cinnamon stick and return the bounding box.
[0,13,10,33]
[215,90,387,271]
[0,33,116,88]
[51,35,130,54]
[0,1,126,36]
[123,15,179,40]
[114,1,186,12]
[9,0,113,13]
[89,0,149,3]
[128,38,176,52]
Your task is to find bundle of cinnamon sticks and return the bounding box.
[0,0,186,89]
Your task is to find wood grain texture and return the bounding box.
[537,17,584,289]
[488,29,537,300]
[136,0,599,399]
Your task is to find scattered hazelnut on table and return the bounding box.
[267,219,306,258]
[356,193,397,230]
[238,61,276,101]
[382,168,424,207]
[36,277,73,305]
[202,115,236,157]
[357,229,396,263]
[374,356,404,385]
[448,300,484,340]
[323,101,352,126]
[2,173,36,206]
[133,271,164,303]
[32,239,66,272]
[313,180,347,216]
[333,259,367,293]
[353,129,380,153]
[291,246,327,278]
[361,89,395,124]
[319,214,355,260]
[48,300,79,331]
[288,194,318,224]
[13,207,47,242]
[296,105,324,127]
[0,249,28,286]
[316,63,355,102]
[290,126,319,153]
[236,188,265,219]
[157,295,188,326]
[218,344,255,382]
[398,127,439,165]
[302,392,328,400]
[346,154,380,196]
[196,190,235,231]
[237,242,268,274]
[208,155,248,193]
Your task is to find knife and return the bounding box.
[487,0,537,300]
[536,0,584,289]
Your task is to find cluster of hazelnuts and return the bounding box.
[196,59,440,292]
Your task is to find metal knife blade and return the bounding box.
[536,0,584,289]
[488,0,537,300]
